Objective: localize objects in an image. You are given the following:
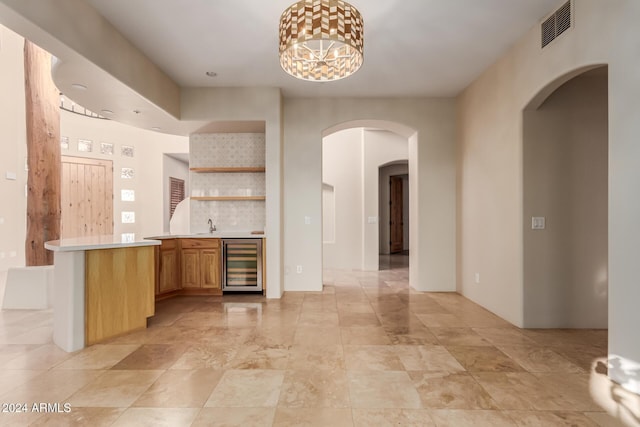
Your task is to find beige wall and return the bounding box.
[523,70,608,328]
[285,100,456,292]
[322,128,363,271]
[0,25,27,271]
[60,111,189,240]
[162,155,189,233]
[458,0,640,394]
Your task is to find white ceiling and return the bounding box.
[85,0,564,98]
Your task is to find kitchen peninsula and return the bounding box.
[45,235,161,352]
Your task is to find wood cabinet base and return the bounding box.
[85,246,154,345]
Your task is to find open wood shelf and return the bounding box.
[190,167,265,173]
[191,196,266,201]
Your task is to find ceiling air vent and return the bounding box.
[541,0,572,48]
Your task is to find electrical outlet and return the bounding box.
[296,265,303,274]
[474,273,480,284]
[304,216,311,225]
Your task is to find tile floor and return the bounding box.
[0,256,636,426]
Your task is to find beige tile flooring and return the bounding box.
[0,256,637,426]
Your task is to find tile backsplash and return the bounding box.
[189,133,266,233]
[191,200,265,232]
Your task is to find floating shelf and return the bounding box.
[191,196,266,201]
[190,167,265,173]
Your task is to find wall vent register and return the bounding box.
[541,0,572,48]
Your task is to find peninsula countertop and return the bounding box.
[45,235,161,252]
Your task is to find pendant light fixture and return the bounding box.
[279,0,364,82]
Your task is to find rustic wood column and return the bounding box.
[24,40,61,266]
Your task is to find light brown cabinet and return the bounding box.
[157,239,180,296]
[201,248,221,289]
[179,238,222,293]
[180,248,201,288]
[87,246,155,345]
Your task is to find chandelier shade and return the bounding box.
[278,0,364,82]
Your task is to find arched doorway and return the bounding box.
[321,121,414,284]
[522,65,608,328]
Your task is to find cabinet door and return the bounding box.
[181,249,201,288]
[158,249,180,293]
[201,248,221,289]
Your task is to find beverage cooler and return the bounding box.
[222,239,263,292]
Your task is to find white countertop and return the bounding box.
[45,235,161,252]
[146,231,266,240]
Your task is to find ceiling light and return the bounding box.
[279,0,364,82]
[100,109,114,115]
[71,83,87,90]
[151,127,161,131]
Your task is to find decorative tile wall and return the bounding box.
[189,133,266,232]
[191,200,266,232]
[190,133,265,168]
[190,173,266,197]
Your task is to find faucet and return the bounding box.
[208,218,216,233]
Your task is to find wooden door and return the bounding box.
[389,176,403,253]
[61,156,113,238]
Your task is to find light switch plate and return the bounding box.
[5,171,17,180]
[531,216,546,230]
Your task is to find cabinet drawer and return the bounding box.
[180,238,220,249]
[160,239,178,250]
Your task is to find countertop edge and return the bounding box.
[146,233,266,240]
[45,238,162,252]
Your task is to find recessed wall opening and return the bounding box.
[321,124,411,283]
[523,65,608,329]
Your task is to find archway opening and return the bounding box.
[522,65,608,329]
[321,121,415,287]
